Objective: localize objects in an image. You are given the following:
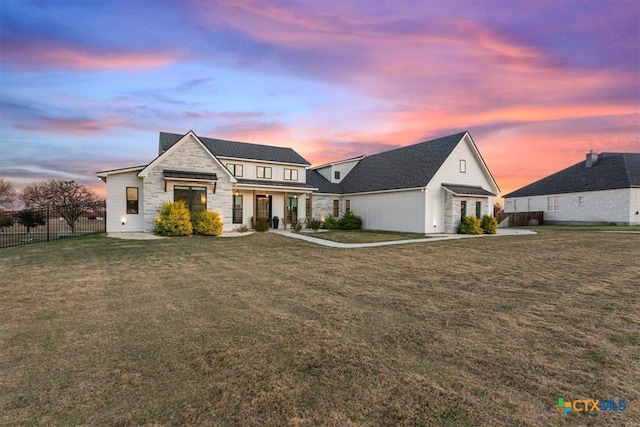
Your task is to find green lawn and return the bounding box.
[1,231,639,426]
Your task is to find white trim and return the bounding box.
[310,156,365,170]
[235,183,317,192]
[96,166,145,177]
[340,186,426,196]
[460,133,500,195]
[138,131,237,183]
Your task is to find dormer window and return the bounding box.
[334,171,341,180]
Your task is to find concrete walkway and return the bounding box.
[269,228,536,248]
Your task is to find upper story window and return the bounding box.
[284,168,299,181]
[226,163,243,177]
[334,171,341,180]
[257,166,272,179]
[460,159,466,173]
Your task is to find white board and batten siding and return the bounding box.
[105,170,144,233]
[348,190,426,233]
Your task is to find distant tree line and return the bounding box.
[0,178,102,234]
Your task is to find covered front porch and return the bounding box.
[232,180,317,229]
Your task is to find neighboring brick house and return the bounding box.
[503,151,640,225]
[97,130,500,234]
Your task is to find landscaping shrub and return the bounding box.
[307,218,322,230]
[154,201,193,236]
[254,217,269,232]
[193,210,223,236]
[481,214,498,234]
[322,216,339,230]
[458,215,483,235]
[338,211,363,230]
[235,224,249,232]
[290,221,302,232]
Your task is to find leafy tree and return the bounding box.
[21,180,99,234]
[0,178,17,211]
[14,210,47,234]
[0,214,15,232]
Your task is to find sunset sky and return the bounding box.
[1,0,638,200]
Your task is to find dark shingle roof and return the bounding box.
[504,153,640,198]
[442,184,496,196]
[306,169,343,194]
[159,132,311,165]
[338,132,467,193]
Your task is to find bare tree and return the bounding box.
[0,178,17,211]
[21,180,99,234]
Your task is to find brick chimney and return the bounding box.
[586,150,598,168]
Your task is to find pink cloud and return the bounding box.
[2,43,180,70]
[15,116,129,136]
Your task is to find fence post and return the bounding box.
[47,206,50,242]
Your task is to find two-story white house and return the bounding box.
[97,130,500,234]
[97,131,315,233]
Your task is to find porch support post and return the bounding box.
[252,190,256,228]
[283,191,288,229]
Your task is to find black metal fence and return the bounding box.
[0,201,106,249]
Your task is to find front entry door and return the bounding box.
[256,195,272,224]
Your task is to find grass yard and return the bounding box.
[1,231,639,426]
[296,229,428,243]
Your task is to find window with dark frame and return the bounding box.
[287,197,298,223]
[475,201,482,218]
[174,186,207,213]
[460,159,466,173]
[284,168,299,181]
[333,200,339,217]
[257,166,272,179]
[226,163,243,177]
[126,187,139,214]
[460,200,467,220]
[306,197,311,218]
[334,171,341,180]
[346,199,351,213]
[233,195,243,224]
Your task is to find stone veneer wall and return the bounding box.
[142,136,234,232]
[444,193,490,233]
[312,194,341,220]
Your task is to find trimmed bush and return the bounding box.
[338,211,363,230]
[307,218,322,230]
[193,210,223,236]
[481,214,498,234]
[290,221,302,232]
[154,201,193,236]
[322,216,339,230]
[458,215,483,235]
[254,217,269,232]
